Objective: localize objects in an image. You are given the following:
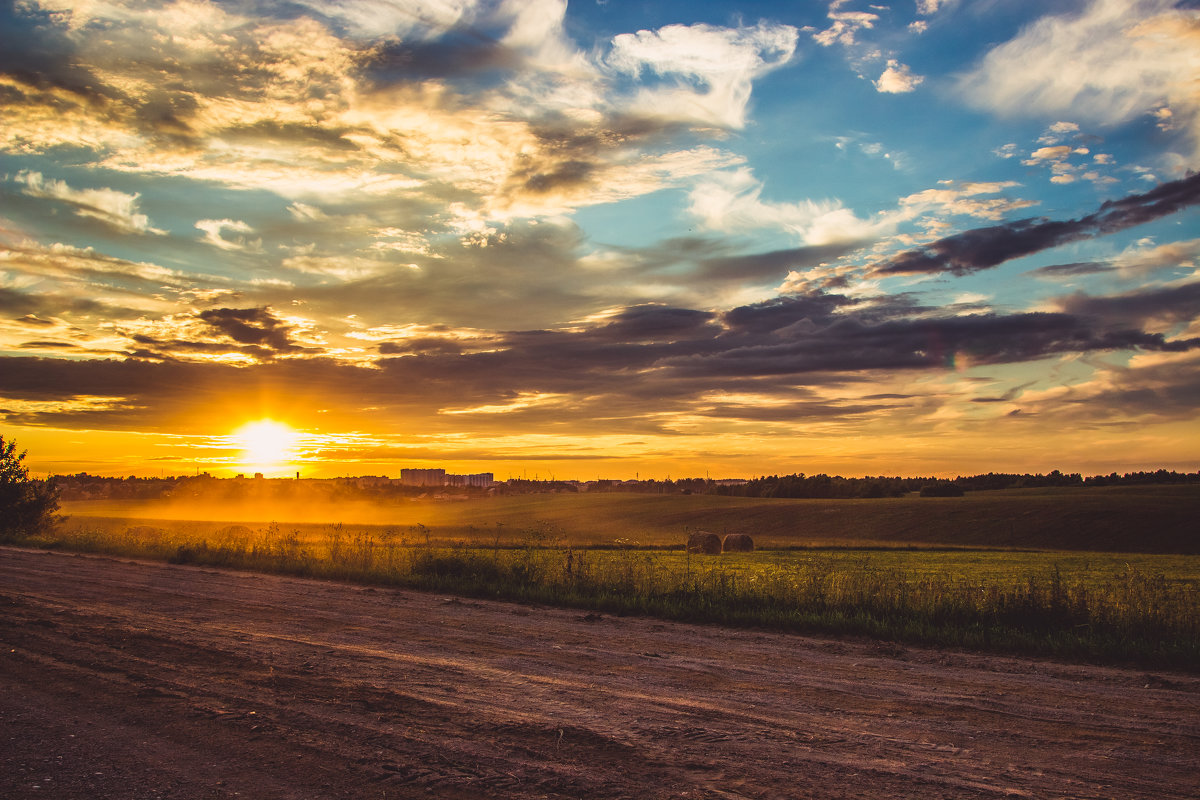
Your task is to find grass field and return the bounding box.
[14,486,1198,671]
[58,482,1200,552]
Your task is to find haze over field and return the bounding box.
[2,0,1198,479]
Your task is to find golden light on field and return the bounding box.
[233,420,299,473]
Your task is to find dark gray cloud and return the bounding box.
[378,337,464,356]
[367,34,519,82]
[196,307,302,353]
[697,242,863,281]
[588,305,719,342]
[875,172,1200,276]
[3,276,1198,433]
[1029,261,1115,278]
[0,1,119,106]
[1055,282,1200,327]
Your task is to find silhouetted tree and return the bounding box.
[0,436,60,539]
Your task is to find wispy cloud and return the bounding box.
[960,0,1200,157]
[13,171,165,235]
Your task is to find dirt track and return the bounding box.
[2,547,1197,799]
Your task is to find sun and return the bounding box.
[233,420,299,471]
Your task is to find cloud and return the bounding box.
[0,0,792,229]
[1052,281,1200,330]
[293,0,480,39]
[874,171,1200,276]
[812,1,879,47]
[695,244,865,282]
[606,21,798,128]
[3,276,1197,439]
[0,240,196,296]
[13,171,164,234]
[959,0,1200,156]
[688,168,883,245]
[1111,237,1200,277]
[195,219,262,252]
[898,181,1037,222]
[1024,145,1074,164]
[1029,261,1116,280]
[197,307,303,353]
[114,306,311,364]
[873,60,924,94]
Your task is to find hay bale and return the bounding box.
[686,531,722,554]
[214,524,254,539]
[722,533,754,553]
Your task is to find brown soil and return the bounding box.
[2,547,1197,800]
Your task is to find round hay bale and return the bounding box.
[214,524,254,539]
[722,533,754,553]
[686,531,722,555]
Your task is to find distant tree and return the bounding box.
[0,436,61,539]
[919,482,965,497]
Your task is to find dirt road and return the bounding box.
[2,547,1197,799]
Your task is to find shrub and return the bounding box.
[0,435,61,540]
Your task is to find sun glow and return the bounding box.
[233,420,299,472]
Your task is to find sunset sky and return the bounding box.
[2,0,1198,479]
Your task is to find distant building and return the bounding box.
[445,472,495,488]
[355,475,391,488]
[401,468,446,487]
[401,468,493,488]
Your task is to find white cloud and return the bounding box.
[1037,121,1080,144]
[873,60,924,94]
[291,0,480,39]
[499,0,586,71]
[195,219,261,252]
[1023,145,1073,164]
[607,21,798,128]
[959,0,1200,156]
[813,1,879,47]
[688,168,882,245]
[898,181,1037,221]
[1113,237,1200,277]
[281,253,395,281]
[13,171,165,235]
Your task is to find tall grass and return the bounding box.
[8,522,1198,671]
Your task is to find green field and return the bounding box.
[15,486,1198,670]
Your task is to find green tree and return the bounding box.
[0,435,61,539]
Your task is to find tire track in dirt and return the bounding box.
[2,547,1198,799]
